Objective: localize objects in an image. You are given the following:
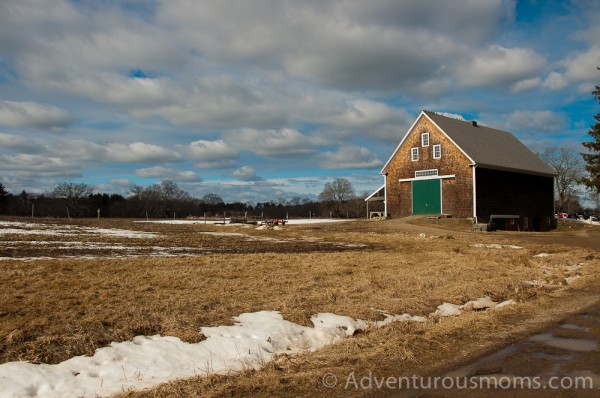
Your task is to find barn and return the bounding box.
[374,110,557,231]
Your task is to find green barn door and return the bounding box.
[412,179,441,215]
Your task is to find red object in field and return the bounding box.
[268,219,287,226]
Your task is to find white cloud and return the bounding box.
[456,45,546,88]
[0,132,45,153]
[109,178,133,187]
[505,110,565,133]
[436,112,465,121]
[233,166,262,181]
[320,145,383,170]
[50,140,108,161]
[227,128,327,158]
[542,72,567,91]
[185,139,238,169]
[135,166,201,182]
[512,77,542,92]
[106,142,181,163]
[0,101,71,130]
[563,45,600,82]
[0,154,81,178]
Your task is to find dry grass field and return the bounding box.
[0,216,599,397]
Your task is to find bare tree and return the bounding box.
[540,147,584,213]
[129,180,191,217]
[319,178,355,217]
[50,182,94,217]
[201,193,224,206]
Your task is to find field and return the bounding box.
[0,216,599,397]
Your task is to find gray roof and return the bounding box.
[424,110,556,176]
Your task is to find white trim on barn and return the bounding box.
[399,174,455,182]
[365,184,386,201]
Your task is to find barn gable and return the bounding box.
[378,110,556,230]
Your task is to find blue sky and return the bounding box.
[0,0,599,202]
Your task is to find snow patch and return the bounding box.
[0,310,415,398]
[0,221,156,239]
[471,243,523,249]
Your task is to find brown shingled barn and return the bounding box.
[375,110,557,231]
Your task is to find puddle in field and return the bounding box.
[528,333,597,352]
[390,308,600,397]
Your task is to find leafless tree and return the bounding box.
[50,182,94,217]
[319,177,355,217]
[540,147,584,213]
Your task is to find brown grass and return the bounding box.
[0,217,598,397]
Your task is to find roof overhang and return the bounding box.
[365,184,385,202]
[475,163,557,177]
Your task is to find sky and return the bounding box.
[0,0,599,203]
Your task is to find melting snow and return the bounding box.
[0,294,518,397]
[471,243,523,249]
[0,310,414,398]
[0,221,156,239]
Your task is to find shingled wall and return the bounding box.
[385,116,474,218]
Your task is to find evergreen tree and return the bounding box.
[581,68,600,193]
[0,183,9,214]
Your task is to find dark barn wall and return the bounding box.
[476,168,555,230]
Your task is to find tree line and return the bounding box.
[543,70,600,216]
[0,178,370,219]
[1,70,599,219]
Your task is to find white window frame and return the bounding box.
[421,132,430,147]
[411,147,419,161]
[433,144,441,159]
[415,169,439,178]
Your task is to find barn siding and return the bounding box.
[475,168,554,230]
[385,116,473,218]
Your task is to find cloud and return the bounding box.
[0,154,81,178]
[436,112,465,121]
[0,100,72,130]
[542,72,567,91]
[135,166,201,182]
[0,132,45,152]
[160,0,511,94]
[109,178,133,187]
[233,166,263,181]
[185,139,238,169]
[456,45,546,88]
[106,142,181,163]
[505,110,565,134]
[563,45,600,82]
[227,128,327,157]
[512,77,542,92]
[320,145,383,170]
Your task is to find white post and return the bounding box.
[97,208,100,221]
[204,212,206,224]
[66,207,70,219]
[383,174,388,218]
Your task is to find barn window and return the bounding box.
[415,169,438,178]
[411,147,419,161]
[433,144,442,159]
[421,133,430,147]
